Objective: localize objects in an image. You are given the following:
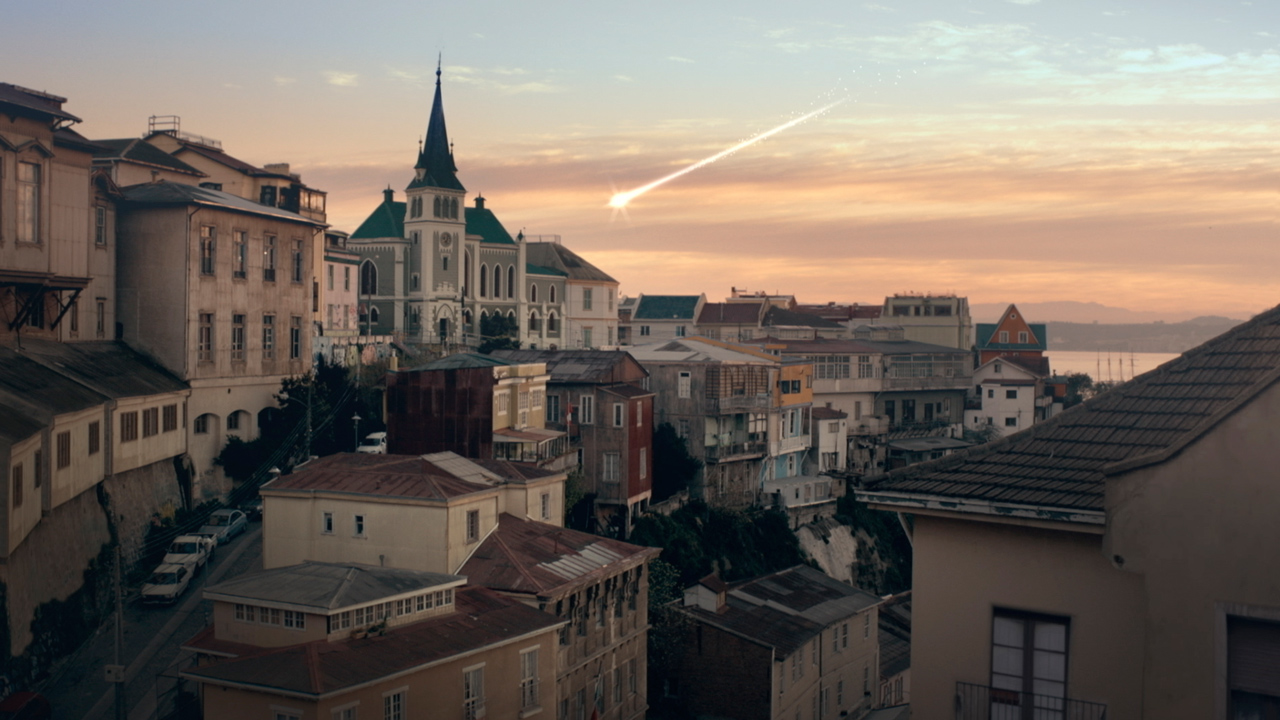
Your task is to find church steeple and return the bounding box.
[410,58,465,192]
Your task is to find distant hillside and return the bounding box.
[1045,317,1242,353]
[971,301,1228,324]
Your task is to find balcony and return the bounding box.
[769,434,810,456]
[849,416,888,436]
[883,374,970,391]
[955,682,1107,720]
[704,440,767,461]
[708,394,771,412]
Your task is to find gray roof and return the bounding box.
[864,305,1280,514]
[526,243,617,283]
[410,353,514,371]
[633,295,701,321]
[14,339,188,400]
[203,562,463,612]
[489,349,644,383]
[121,181,324,226]
[93,139,205,176]
[0,83,80,123]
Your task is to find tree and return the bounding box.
[652,423,702,502]
[479,314,520,354]
[1061,372,1094,408]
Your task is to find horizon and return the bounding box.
[7,1,1276,319]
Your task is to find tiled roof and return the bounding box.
[182,586,560,696]
[741,337,967,356]
[633,295,701,321]
[763,306,844,329]
[93,138,205,175]
[696,302,762,325]
[812,407,847,420]
[464,205,515,245]
[412,352,512,371]
[263,452,540,502]
[677,566,881,657]
[461,513,659,597]
[526,243,617,283]
[878,592,911,679]
[121,182,323,226]
[865,306,1280,513]
[627,337,778,364]
[526,262,567,277]
[350,197,406,239]
[203,562,462,612]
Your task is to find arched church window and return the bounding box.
[479,264,488,297]
[360,260,378,295]
[493,265,502,299]
[507,266,515,298]
[450,198,458,219]
[530,284,538,303]
[550,285,557,304]
[434,196,442,218]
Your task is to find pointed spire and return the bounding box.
[410,55,465,192]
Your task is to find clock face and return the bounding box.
[440,233,452,247]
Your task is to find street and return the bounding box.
[42,522,264,720]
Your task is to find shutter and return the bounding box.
[1228,617,1280,696]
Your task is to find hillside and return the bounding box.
[1044,317,1242,353]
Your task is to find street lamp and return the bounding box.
[278,376,314,461]
[352,412,362,451]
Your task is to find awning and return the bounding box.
[0,270,91,331]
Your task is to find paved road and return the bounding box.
[42,522,264,720]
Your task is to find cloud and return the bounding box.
[444,65,564,94]
[614,75,634,82]
[1005,0,1040,4]
[863,3,894,12]
[222,83,241,89]
[667,56,695,64]
[274,76,296,86]
[324,71,359,87]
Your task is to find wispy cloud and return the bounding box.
[1006,0,1040,4]
[444,65,563,93]
[274,76,296,86]
[324,71,359,87]
[667,56,695,63]
[614,75,634,82]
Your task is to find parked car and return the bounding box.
[141,563,192,605]
[196,508,248,545]
[356,431,387,454]
[162,535,215,571]
[240,497,263,521]
[0,692,51,720]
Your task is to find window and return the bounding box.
[549,285,557,304]
[636,402,643,427]
[675,325,686,337]
[198,313,214,362]
[343,266,351,291]
[628,659,638,695]
[678,371,691,399]
[263,315,275,359]
[232,231,247,277]
[508,266,515,298]
[327,264,334,291]
[583,288,593,310]
[231,314,246,361]
[199,226,216,275]
[120,411,139,442]
[530,284,538,303]
[143,407,159,437]
[520,649,539,710]
[639,448,647,480]
[864,613,870,639]
[18,162,41,243]
[582,327,593,348]
[193,414,210,434]
[613,667,623,705]
[96,298,106,339]
[383,690,405,720]
[56,431,71,469]
[603,453,620,482]
[290,316,302,359]
[88,421,100,455]
[579,395,595,425]
[988,388,996,398]
[466,509,480,542]
[10,464,21,507]
[95,206,107,246]
[283,610,305,629]
[479,264,488,297]
[162,404,178,432]
[541,492,551,521]
[463,666,485,720]
[331,705,356,720]
[991,610,1069,714]
[546,394,561,423]
[350,514,365,537]
[1006,389,1018,399]
[612,403,625,427]
[323,512,334,534]
[263,235,277,280]
[999,330,1009,343]
[639,325,650,336]
[291,240,304,283]
[1018,331,1028,343]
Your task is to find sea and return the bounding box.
[1045,350,1182,382]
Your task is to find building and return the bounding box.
[115,181,322,496]
[526,240,619,348]
[809,405,848,474]
[260,451,567,573]
[974,303,1049,371]
[875,294,972,350]
[856,305,1280,719]
[695,301,766,342]
[624,294,705,345]
[385,353,573,470]
[182,562,561,720]
[665,566,883,720]
[491,349,654,535]
[965,356,1052,437]
[461,514,660,720]
[628,337,812,508]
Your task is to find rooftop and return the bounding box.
[863,305,1280,516]
[121,181,323,226]
[262,452,557,503]
[696,302,763,326]
[526,242,617,283]
[627,337,778,365]
[203,562,463,613]
[490,349,646,384]
[93,138,205,176]
[633,295,702,321]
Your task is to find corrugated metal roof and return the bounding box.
[121,181,324,226]
[204,562,462,611]
[264,452,535,501]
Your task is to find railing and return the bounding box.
[883,374,970,390]
[708,394,772,412]
[770,435,810,456]
[704,440,767,461]
[849,416,888,436]
[464,699,486,720]
[955,682,1107,720]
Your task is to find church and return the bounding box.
[348,66,577,349]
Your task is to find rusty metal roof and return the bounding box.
[264,452,542,502]
[203,562,463,612]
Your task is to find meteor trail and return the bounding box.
[607,99,846,209]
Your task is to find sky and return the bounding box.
[7,1,1277,320]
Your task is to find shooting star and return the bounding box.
[607,98,846,210]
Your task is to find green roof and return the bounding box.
[975,323,1048,351]
[526,263,567,277]
[634,295,701,321]
[351,197,406,239]
[465,206,515,245]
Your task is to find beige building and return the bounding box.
[183,562,561,720]
[873,294,972,350]
[116,182,322,497]
[526,240,620,348]
[665,566,883,720]
[260,451,567,574]
[857,305,1280,719]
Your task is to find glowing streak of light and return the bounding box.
[607,99,846,209]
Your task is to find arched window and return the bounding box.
[442,255,449,272]
[194,413,217,434]
[507,266,515,298]
[547,312,559,333]
[359,260,378,295]
[450,198,458,219]
[550,285,557,304]
[439,317,449,340]
[369,306,380,324]
[529,310,541,332]
[493,265,502,299]
[479,264,488,297]
[433,196,442,218]
[463,252,471,297]
[530,284,538,303]
[463,309,473,331]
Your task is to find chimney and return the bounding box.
[475,195,485,209]
[383,187,394,204]
[263,163,291,175]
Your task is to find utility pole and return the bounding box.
[306,373,314,461]
[113,545,126,720]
